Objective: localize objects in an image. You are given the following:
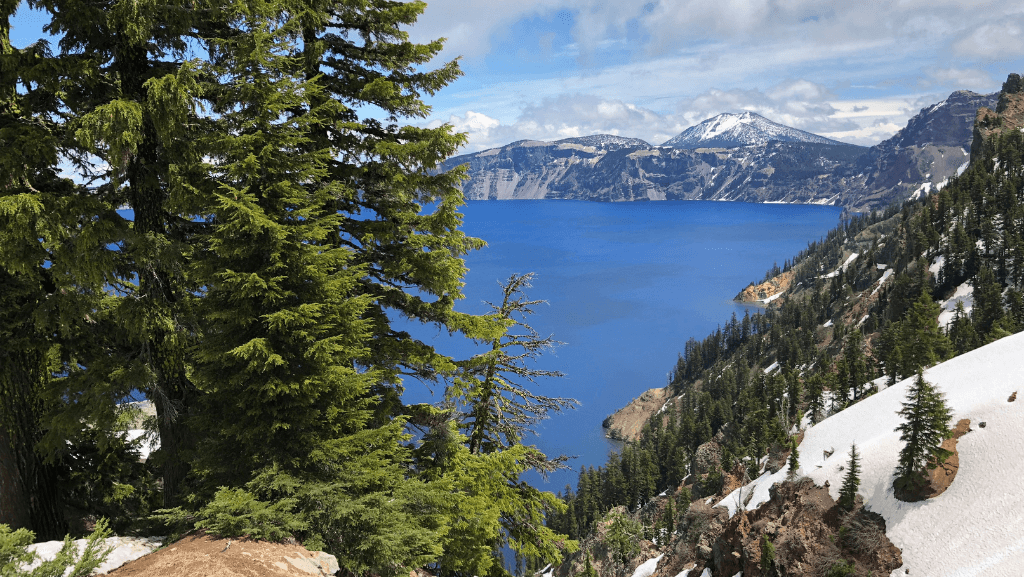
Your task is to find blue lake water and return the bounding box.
[403,199,844,491]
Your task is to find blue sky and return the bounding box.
[10,1,1024,152]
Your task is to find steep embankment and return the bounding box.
[800,331,1024,576]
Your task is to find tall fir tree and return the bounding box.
[36,0,207,505]
[185,3,460,572]
[0,0,129,536]
[948,301,981,355]
[895,372,953,494]
[838,443,860,511]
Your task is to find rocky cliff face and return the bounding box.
[444,91,997,211]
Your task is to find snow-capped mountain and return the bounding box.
[441,90,995,210]
[662,112,846,149]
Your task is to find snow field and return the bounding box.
[798,331,1024,577]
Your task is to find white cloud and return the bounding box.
[439,80,944,152]
[927,67,997,90]
[952,16,1024,59]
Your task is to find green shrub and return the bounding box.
[823,559,856,577]
[0,519,113,577]
[155,487,307,543]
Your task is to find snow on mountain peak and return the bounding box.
[662,111,848,149]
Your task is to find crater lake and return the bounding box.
[405,199,844,490]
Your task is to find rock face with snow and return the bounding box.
[662,111,847,149]
[850,89,997,209]
[710,479,902,577]
[443,91,996,210]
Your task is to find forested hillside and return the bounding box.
[542,74,1024,576]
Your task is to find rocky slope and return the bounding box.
[444,90,996,211]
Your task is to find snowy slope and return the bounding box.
[662,112,847,149]
[554,134,651,149]
[797,331,1024,577]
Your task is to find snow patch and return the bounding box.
[24,536,163,575]
[820,253,859,278]
[715,465,791,519]
[823,319,834,328]
[872,268,894,295]
[909,181,932,201]
[630,554,664,577]
[937,281,974,329]
[763,361,780,374]
[929,255,945,276]
[760,291,784,304]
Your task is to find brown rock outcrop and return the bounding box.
[603,387,671,442]
[735,270,795,304]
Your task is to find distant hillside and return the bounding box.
[662,111,846,149]
[538,77,1024,577]
[445,90,997,211]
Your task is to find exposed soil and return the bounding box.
[894,418,971,502]
[735,270,795,303]
[1009,391,1017,403]
[603,387,671,442]
[104,533,338,577]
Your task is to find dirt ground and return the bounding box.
[104,533,338,577]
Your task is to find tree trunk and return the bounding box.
[0,425,31,531]
[0,353,68,540]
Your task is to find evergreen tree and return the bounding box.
[895,372,953,493]
[0,1,126,536]
[582,553,598,577]
[185,5,457,572]
[787,438,800,479]
[838,443,860,511]
[972,265,1005,339]
[663,495,676,537]
[453,273,578,456]
[845,330,867,399]
[36,0,207,505]
[806,374,826,424]
[947,301,980,355]
[760,534,777,576]
[899,286,951,374]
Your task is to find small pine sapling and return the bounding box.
[787,437,800,479]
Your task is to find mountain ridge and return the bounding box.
[444,90,997,211]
